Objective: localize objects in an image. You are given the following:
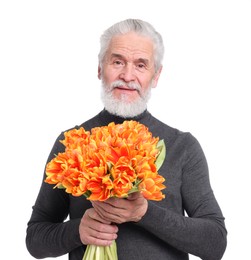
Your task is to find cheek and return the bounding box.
[138,77,153,90]
[102,68,119,84]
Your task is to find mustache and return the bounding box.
[110,80,141,91]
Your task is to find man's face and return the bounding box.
[98,32,162,117]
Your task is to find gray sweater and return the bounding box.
[26,109,227,260]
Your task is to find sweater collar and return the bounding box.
[98,109,151,125]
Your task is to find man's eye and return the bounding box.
[136,63,147,71]
[114,60,123,66]
[138,64,145,68]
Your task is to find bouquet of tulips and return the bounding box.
[45,120,166,260]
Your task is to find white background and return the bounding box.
[1,0,251,259]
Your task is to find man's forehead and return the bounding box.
[107,33,154,61]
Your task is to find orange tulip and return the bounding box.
[87,174,113,201]
[139,176,166,201]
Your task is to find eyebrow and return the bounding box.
[110,53,150,65]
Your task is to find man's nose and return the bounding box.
[119,63,136,82]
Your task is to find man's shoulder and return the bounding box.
[147,114,200,148]
[147,114,185,138]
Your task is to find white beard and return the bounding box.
[101,80,152,118]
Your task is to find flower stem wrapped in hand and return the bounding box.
[45,120,166,260]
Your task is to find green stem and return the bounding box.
[82,242,118,260]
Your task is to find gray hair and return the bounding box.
[98,19,164,72]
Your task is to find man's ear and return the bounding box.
[98,65,102,80]
[152,66,163,88]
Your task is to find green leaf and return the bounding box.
[155,139,166,170]
[83,190,91,199]
[56,184,65,189]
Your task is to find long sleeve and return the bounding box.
[26,216,82,258]
[136,132,227,260]
[26,133,84,258]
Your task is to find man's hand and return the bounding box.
[79,208,118,246]
[91,192,148,224]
